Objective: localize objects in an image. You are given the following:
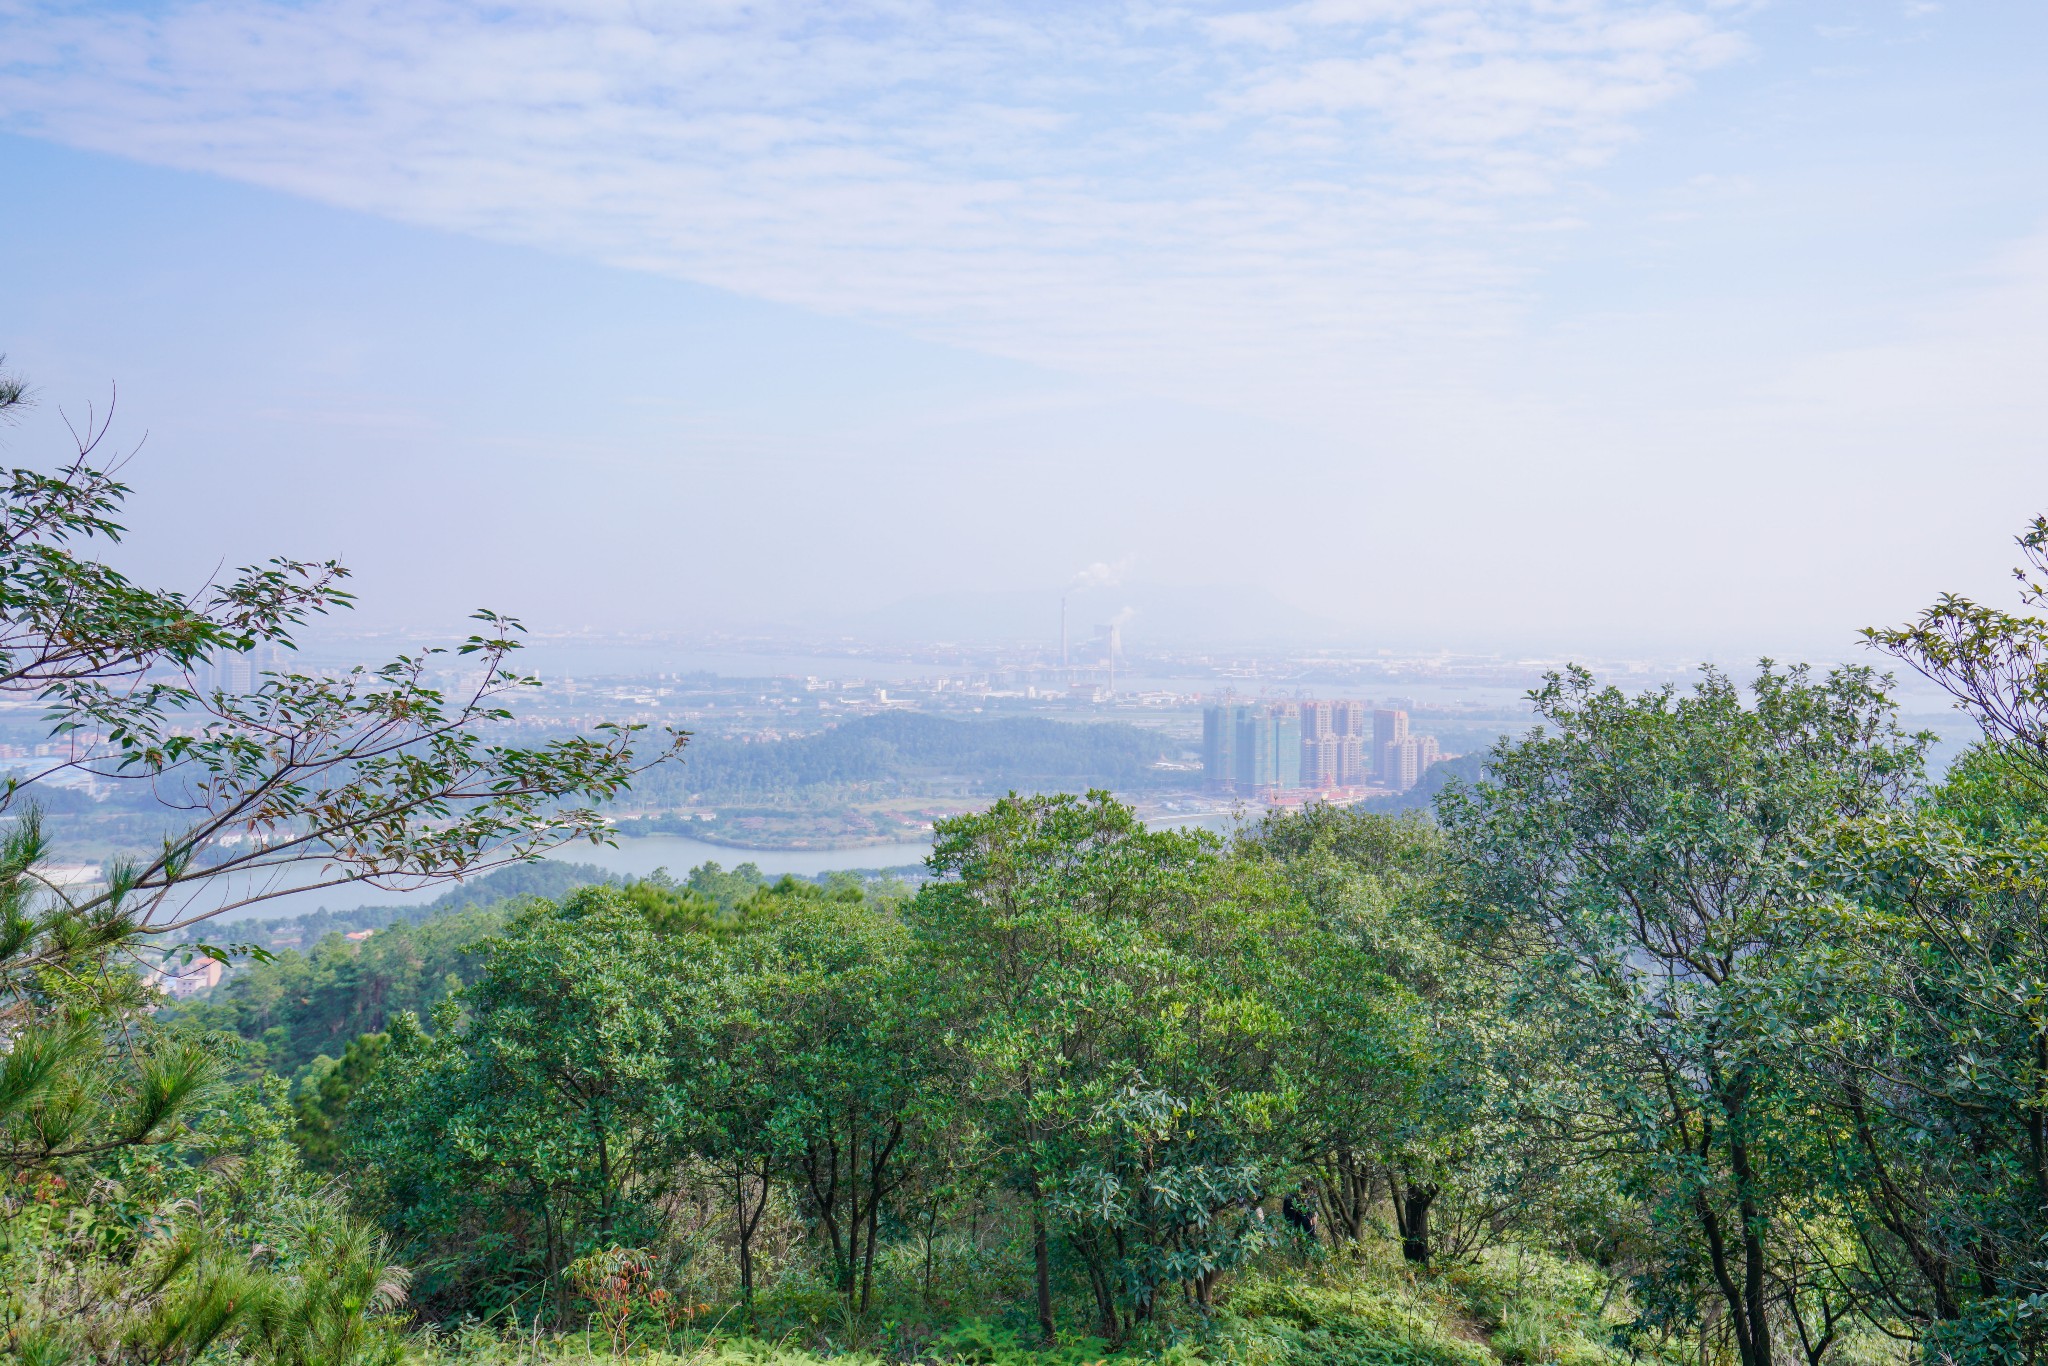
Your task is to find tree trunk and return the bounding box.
[736,1167,753,1303]
[536,1183,563,1319]
[2033,1028,2048,1205]
[1322,1151,1373,1243]
[1032,1201,1057,1346]
[856,1120,903,1316]
[1318,1153,1366,1243]
[844,1101,861,1305]
[735,1163,769,1316]
[593,1104,615,1240]
[1722,1070,1773,1366]
[1081,1246,1119,1342]
[1394,1177,1438,1265]
[860,1187,882,1315]
[1697,1191,1770,1366]
[803,1139,848,1300]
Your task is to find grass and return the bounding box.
[396,1232,1636,1366]
[1435,1247,1632,1366]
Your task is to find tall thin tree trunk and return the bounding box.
[1032,1200,1056,1346]
[856,1121,903,1316]
[594,1108,615,1240]
[1698,1194,1766,1366]
[860,1185,882,1315]
[735,1165,762,1315]
[1723,1071,1773,1366]
[845,1101,861,1305]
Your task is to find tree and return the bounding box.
[294,1031,389,1170]
[1241,805,1581,1268]
[909,792,1284,1344]
[673,917,790,1319]
[2,1071,411,1365]
[1775,516,2048,1360]
[1439,664,1922,1366]
[1,383,681,1167]
[1045,1080,1269,1327]
[349,887,687,1313]
[0,368,679,1360]
[741,884,929,1319]
[1235,808,1437,1253]
[1797,755,2048,1360]
[168,906,504,1080]
[1866,512,2048,792]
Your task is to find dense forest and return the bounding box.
[165,862,865,1076]
[132,694,2048,1366]
[11,377,2048,1366]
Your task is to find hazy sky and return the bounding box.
[3,1,2046,655]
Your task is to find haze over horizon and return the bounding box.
[5,2,2046,661]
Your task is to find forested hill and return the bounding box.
[1362,751,1485,813]
[160,861,849,1078]
[631,711,1184,803]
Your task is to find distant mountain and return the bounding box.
[835,582,1351,647]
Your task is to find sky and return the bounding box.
[2,0,2046,656]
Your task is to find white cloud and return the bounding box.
[0,0,1746,413]
[1072,555,1139,590]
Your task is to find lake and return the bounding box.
[175,817,1245,925]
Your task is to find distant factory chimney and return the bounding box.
[1061,596,1069,682]
[1092,622,1121,695]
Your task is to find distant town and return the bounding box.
[1203,701,1444,800]
[0,619,1980,867]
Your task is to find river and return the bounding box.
[182,814,1257,925]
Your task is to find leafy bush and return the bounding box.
[1222,1278,1493,1366]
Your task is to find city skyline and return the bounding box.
[1205,701,1447,799]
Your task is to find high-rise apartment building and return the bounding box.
[1273,707,1304,790]
[1334,733,1370,787]
[1235,710,1266,791]
[1235,703,1302,792]
[1383,736,1417,792]
[1381,732,1441,793]
[1373,709,1409,783]
[1301,732,1339,788]
[1297,700,1337,788]
[196,655,256,695]
[1202,704,1247,791]
[1202,702,1303,792]
[1327,700,1370,787]
[1204,699,1434,795]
